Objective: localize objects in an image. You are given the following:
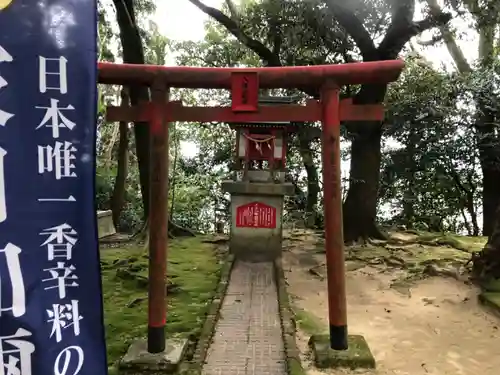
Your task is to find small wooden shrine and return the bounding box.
[230,96,297,182]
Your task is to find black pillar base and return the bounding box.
[329,324,348,350]
[147,325,166,353]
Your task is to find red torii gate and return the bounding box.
[98,60,404,353]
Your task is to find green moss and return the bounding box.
[403,229,420,235]
[288,358,305,375]
[452,234,488,252]
[479,291,500,313]
[101,237,222,365]
[178,368,202,375]
[417,234,465,251]
[309,334,375,369]
[274,259,307,375]
[294,307,325,335]
[415,232,487,253]
[482,279,500,292]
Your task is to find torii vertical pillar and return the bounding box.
[147,82,170,354]
[320,81,348,350]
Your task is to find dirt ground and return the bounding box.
[283,230,500,375]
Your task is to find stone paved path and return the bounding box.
[202,261,286,375]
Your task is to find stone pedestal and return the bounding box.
[97,210,116,238]
[222,180,293,262]
[309,334,375,370]
[118,339,188,375]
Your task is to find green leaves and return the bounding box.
[380,57,482,233]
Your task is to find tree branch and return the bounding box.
[324,1,377,60]
[378,0,452,59]
[268,16,282,56]
[224,0,239,22]
[426,0,472,73]
[189,0,321,97]
[188,0,282,67]
[417,34,443,46]
[449,168,470,195]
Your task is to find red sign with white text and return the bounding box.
[236,201,276,229]
[231,71,259,112]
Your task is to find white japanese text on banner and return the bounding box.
[0,1,107,375]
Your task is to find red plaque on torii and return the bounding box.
[231,71,259,112]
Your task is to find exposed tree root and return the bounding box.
[168,219,197,237]
[131,219,197,246]
[470,248,500,281]
[472,204,500,282]
[343,224,390,245]
[370,233,473,254]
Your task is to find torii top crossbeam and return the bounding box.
[98,60,404,88]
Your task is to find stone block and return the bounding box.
[309,334,375,370]
[118,338,188,375]
[229,195,284,262]
[97,210,116,238]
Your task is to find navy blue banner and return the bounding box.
[0,1,107,375]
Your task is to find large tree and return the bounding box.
[108,0,196,236]
[421,0,500,278]
[473,203,500,280]
[188,0,451,241]
[112,0,152,222]
[381,56,481,234]
[425,0,500,236]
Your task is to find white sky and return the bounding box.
[156,0,224,42]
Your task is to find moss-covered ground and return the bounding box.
[287,230,489,289]
[293,306,325,336]
[100,236,223,366]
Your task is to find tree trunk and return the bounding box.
[342,84,388,242]
[402,198,415,229]
[401,126,419,228]
[298,130,319,228]
[461,209,473,236]
[472,203,500,281]
[110,90,130,229]
[428,0,500,236]
[111,88,130,231]
[113,0,151,220]
[481,167,500,236]
[169,123,179,220]
[478,119,500,236]
[343,120,386,242]
[105,121,120,168]
[466,193,480,237]
[111,121,129,229]
[475,20,500,236]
